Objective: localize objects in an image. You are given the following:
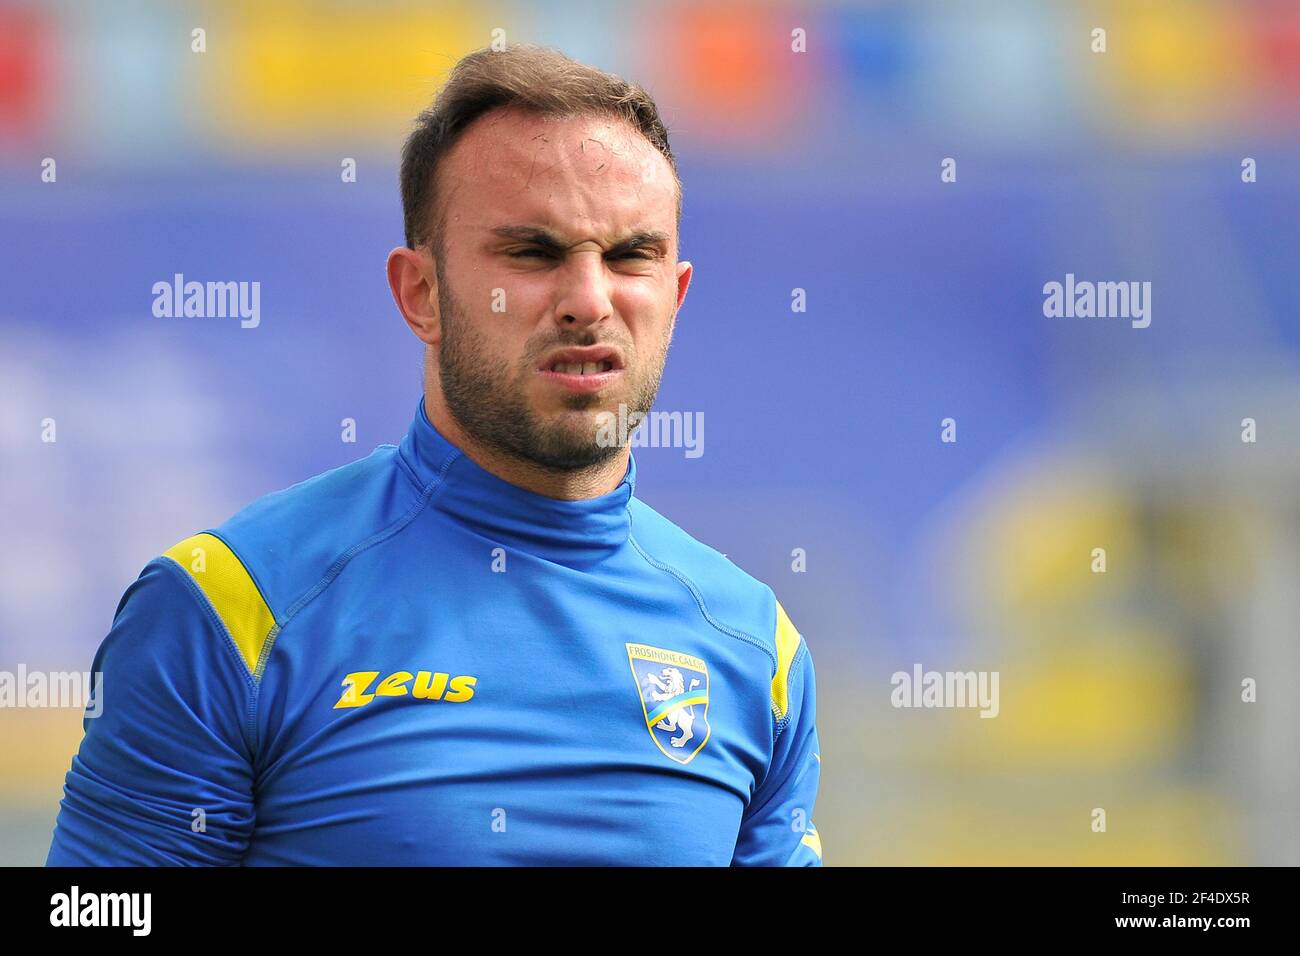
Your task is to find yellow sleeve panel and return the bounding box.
[800,824,823,860]
[162,532,277,678]
[771,600,803,722]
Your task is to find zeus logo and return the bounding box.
[334,671,478,709]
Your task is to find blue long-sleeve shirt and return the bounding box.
[47,398,823,866]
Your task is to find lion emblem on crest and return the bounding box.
[641,666,702,748]
[626,643,711,764]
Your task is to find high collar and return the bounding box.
[397,397,636,567]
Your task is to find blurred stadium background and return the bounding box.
[2,0,1299,866]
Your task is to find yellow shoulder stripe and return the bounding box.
[772,600,803,722]
[800,825,823,860]
[163,532,276,677]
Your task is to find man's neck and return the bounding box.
[422,393,629,501]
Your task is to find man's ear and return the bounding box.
[675,259,693,314]
[387,246,441,346]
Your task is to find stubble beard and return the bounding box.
[435,264,670,474]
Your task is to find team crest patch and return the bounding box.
[626,643,711,765]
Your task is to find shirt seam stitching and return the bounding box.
[625,528,777,672]
[391,442,425,493]
[773,638,809,744]
[745,641,813,821]
[238,449,458,765]
[154,554,261,755]
[254,450,458,703]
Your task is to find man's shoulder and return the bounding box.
[160,443,425,625]
[626,496,784,659]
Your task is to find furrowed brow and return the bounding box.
[607,231,671,255]
[490,225,670,255]
[490,226,568,253]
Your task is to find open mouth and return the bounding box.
[547,359,615,375]
[538,348,624,392]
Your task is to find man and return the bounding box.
[47,44,823,866]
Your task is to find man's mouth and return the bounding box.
[538,347,624,393]
[547,359,614,375]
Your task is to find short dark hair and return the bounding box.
[399,43,681,253]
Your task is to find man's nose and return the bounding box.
[552,251,614,329]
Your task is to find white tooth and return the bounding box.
[581,362,599,375]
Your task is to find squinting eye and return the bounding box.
[506,248,658,261]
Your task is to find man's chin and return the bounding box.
[525,437,625,474]
[507,403,627,467]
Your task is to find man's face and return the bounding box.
[430,107,690,472]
